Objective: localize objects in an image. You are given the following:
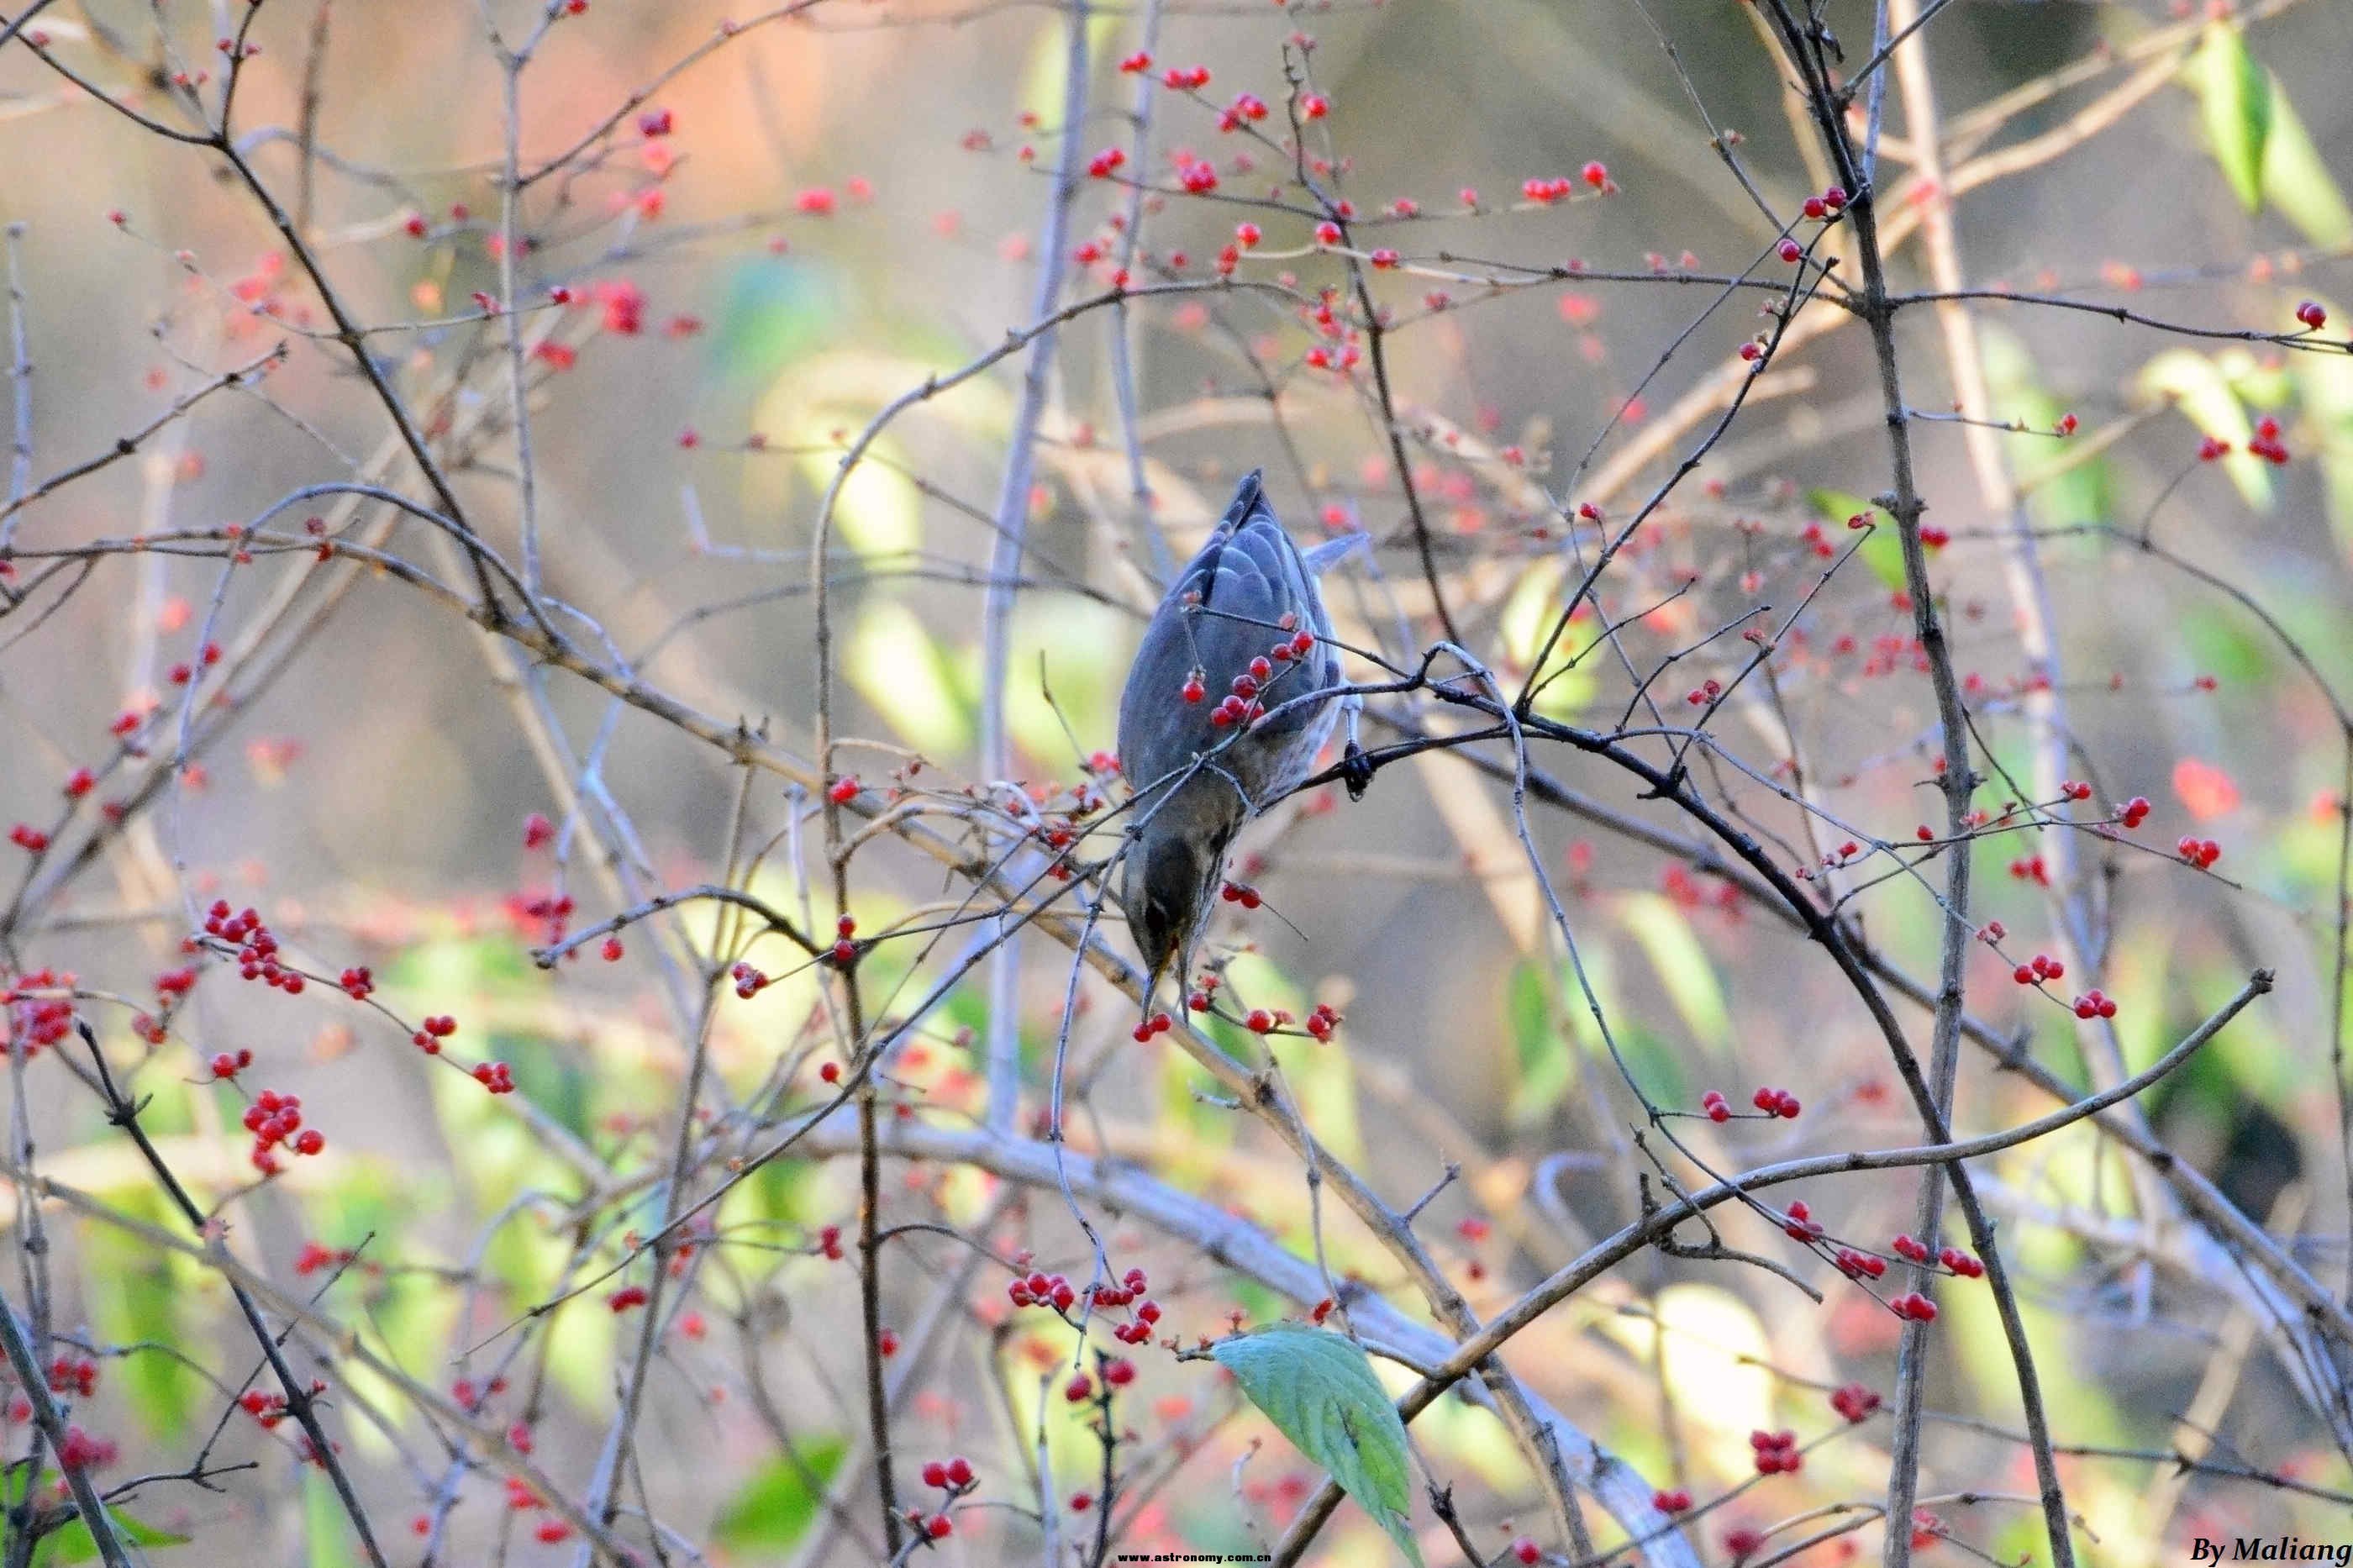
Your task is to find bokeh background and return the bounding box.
[3,0,2352,1562]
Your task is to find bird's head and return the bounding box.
[1119,813,1231,998]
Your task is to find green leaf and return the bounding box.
[1504,957,1576,1126]
[2288,298,2353,545]
[85,1189,199,1437]
[304,1474,360,1568]
[1015,11,1116,125]
[2193,21,2270,211]
[1610,1023,1690,1111]
[1615,892,1729,1052]
[1982,326,2110,531]
[714,259,846,386]
[1806,490,1903,592]
[2260,87,2353,247]
[849,603,972,755]
[2137,349,2271,510]
[30,1504,188,1565]
[1497,563,1600,719]
[1157,1042,1237,1169]
[713,1438,847,1553]
[2177,603,2273,687]
[994,601,1131,771]
[1210,1324,1423,1565]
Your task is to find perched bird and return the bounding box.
[1115,471,1361,996]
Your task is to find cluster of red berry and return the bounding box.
[45,1353,97,1398]
[240,1087,325,1173]
[1698,1085,1800,1121]
[3,969,76,1055]
[1829,1381,1882,1423]
[1749,1428,1802,1475]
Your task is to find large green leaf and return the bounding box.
[2192,22,2270,211]
[1210,1324,1423,1565]
[713,1437,847,1553]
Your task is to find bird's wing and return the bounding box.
[1117,474,1342,810]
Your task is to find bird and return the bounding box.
[1114,471,1363,1000]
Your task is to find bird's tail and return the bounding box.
[1218,468,1270,534]
[1299,528,1371,576]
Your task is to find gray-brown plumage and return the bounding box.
[1115,471,1358,993]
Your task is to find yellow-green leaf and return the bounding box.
[1616,892,1730,1052]
[713,1438,847,1554]
[304,1473,361,1568]
[2193,22,2270,212]
[30,1504,189,1565]
[2289,300,2353,545]
[849,602,972,755]
[2138,349,2271,510]
[85,1189,201,1438]
[2261,86,2353,246]
[1505,957,1577,1126]
[1983,326,2109,530]
[1806,490,1903,591]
